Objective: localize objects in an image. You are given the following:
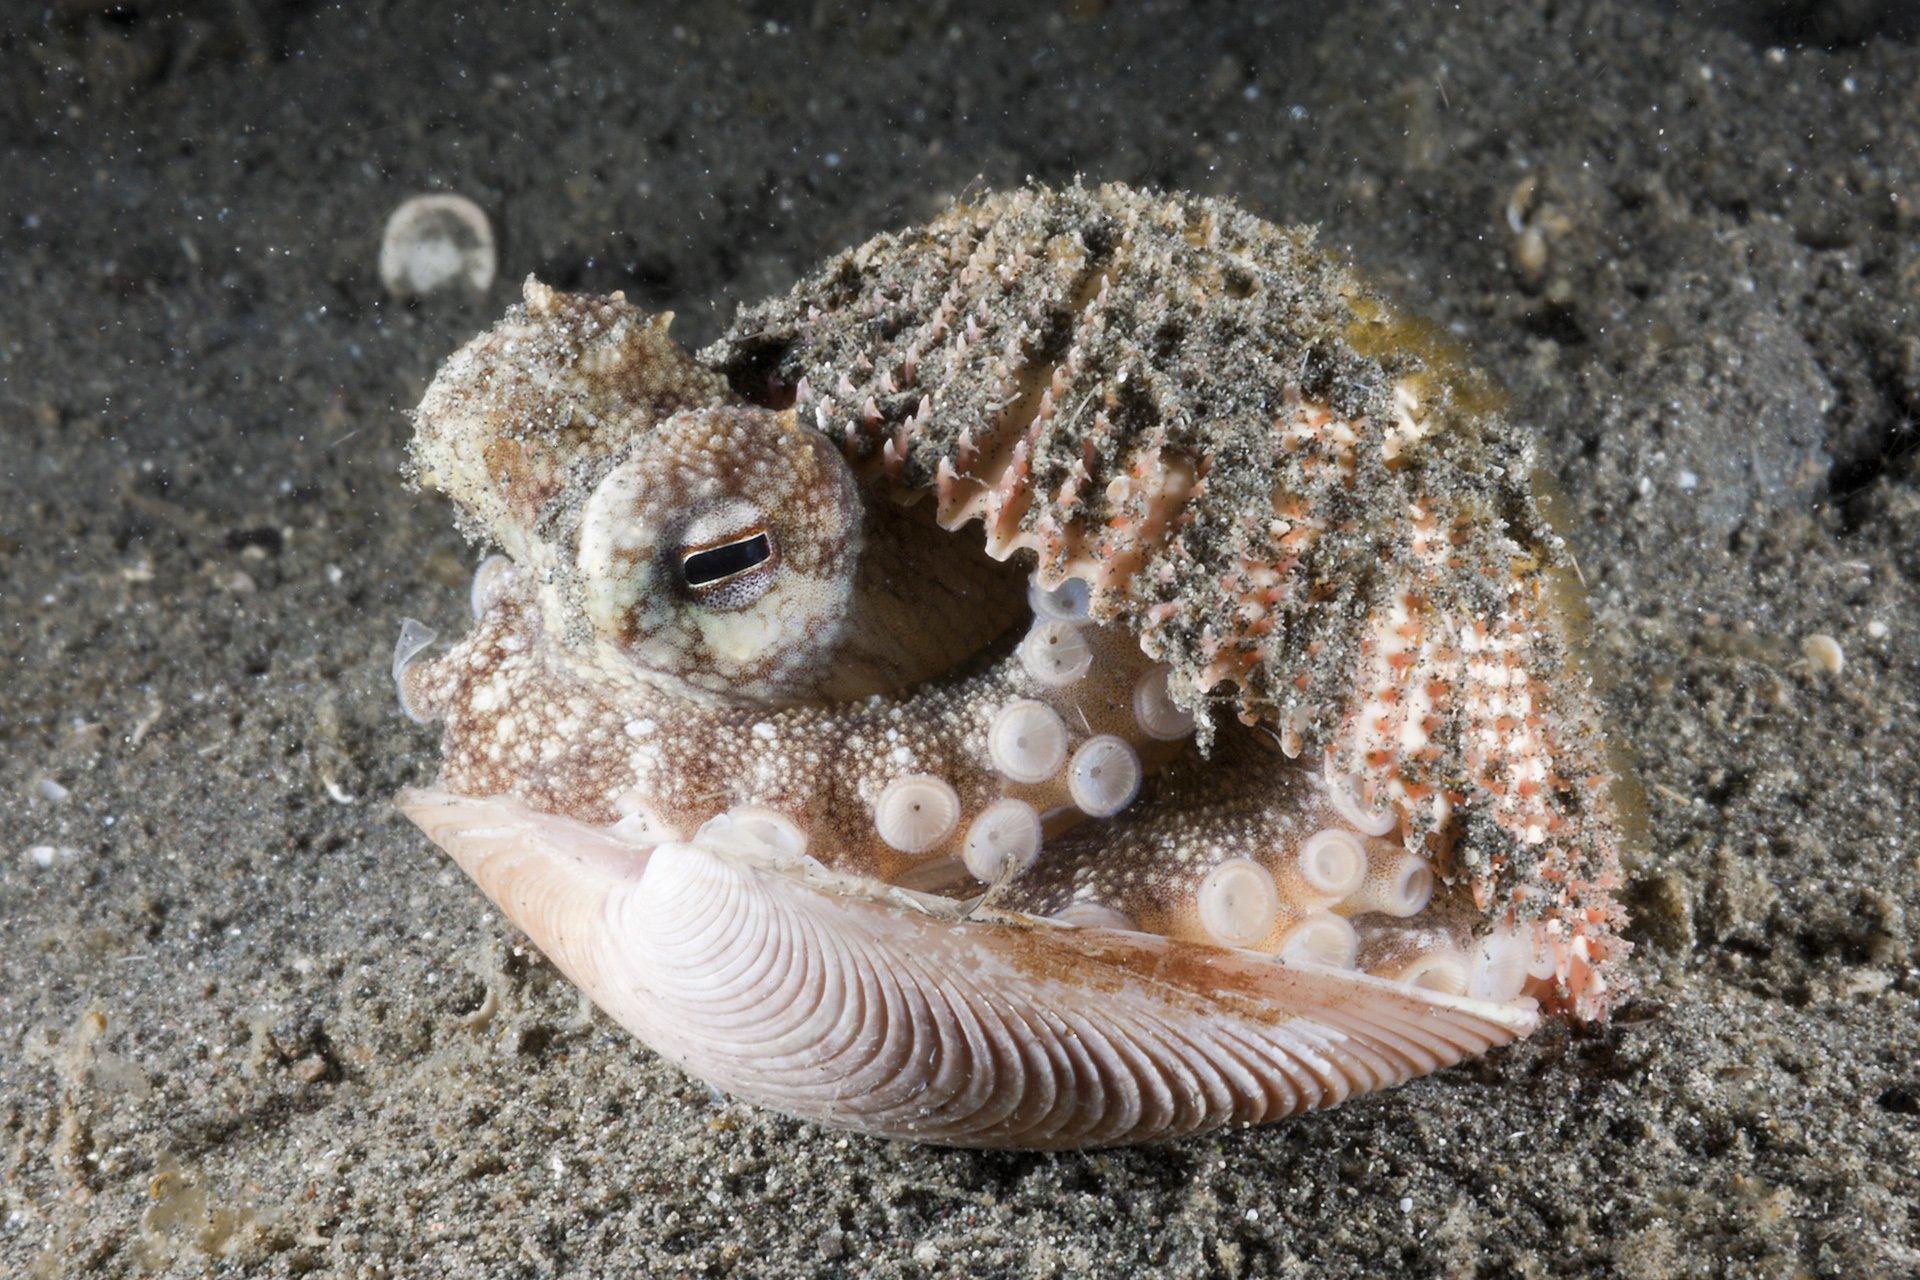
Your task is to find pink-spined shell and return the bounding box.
[400,787,1535,1149]
[706,183,1632,1017]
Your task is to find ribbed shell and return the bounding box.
[703,183,1627,1015]
[401,788,1535,1149]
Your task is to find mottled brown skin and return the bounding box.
[402,576,1160,885]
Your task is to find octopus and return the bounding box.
[395,183,1631,1149]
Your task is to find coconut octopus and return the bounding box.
[395,183,1630,1149]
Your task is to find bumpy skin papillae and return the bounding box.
[398,184,1627,1148]
[706,183,1627,1015]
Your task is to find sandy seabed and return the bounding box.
[2,2,1916,1277]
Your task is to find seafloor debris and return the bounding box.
[378,193,496,300]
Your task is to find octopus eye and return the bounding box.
[677,527,777,607]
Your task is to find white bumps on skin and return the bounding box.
[988,700,1070,784]
[874,774,962,854]
[1130,666,1195,741]
[692,597,790,665]
[961,798,1044,882]
[1067,735,1142,817]
[1018,618,1094,687]
[1197,858,1282,947]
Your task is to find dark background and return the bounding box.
[3,2,1916,1276]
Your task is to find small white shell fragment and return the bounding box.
[988,700,1069,784]
[1277,912,1360,969]
[25,845,79,869]
[1018,618,1094,687]
[392,617,438,724]
[961,798,1044,882]
[874,774,961,853]
[1066,735,1142,818]
[1131,665,1195,741]
[1027,576,1091,622]
[1801,632,1844,675]
[469,554,516,619]
[1198,858,1281,947]
[379,193,497,299]
[1525,932,1559,981]
[1296,829,1367,898]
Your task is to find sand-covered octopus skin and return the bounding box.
[395,183,1628,1148]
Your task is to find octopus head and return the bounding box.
[576,405,863,702]
[409,277,1020,709]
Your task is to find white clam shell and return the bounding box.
[400,787,1538,1149]
[379,192,496,299]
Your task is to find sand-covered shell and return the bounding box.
[396,182,1629,1148]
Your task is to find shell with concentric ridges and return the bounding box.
[400,787,1536,1149]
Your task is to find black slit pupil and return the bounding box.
[681,533,772,588]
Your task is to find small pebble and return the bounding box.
[1801,633,1844,675]
[379,193,496,299]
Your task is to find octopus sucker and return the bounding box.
[397,182,1629,1148]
